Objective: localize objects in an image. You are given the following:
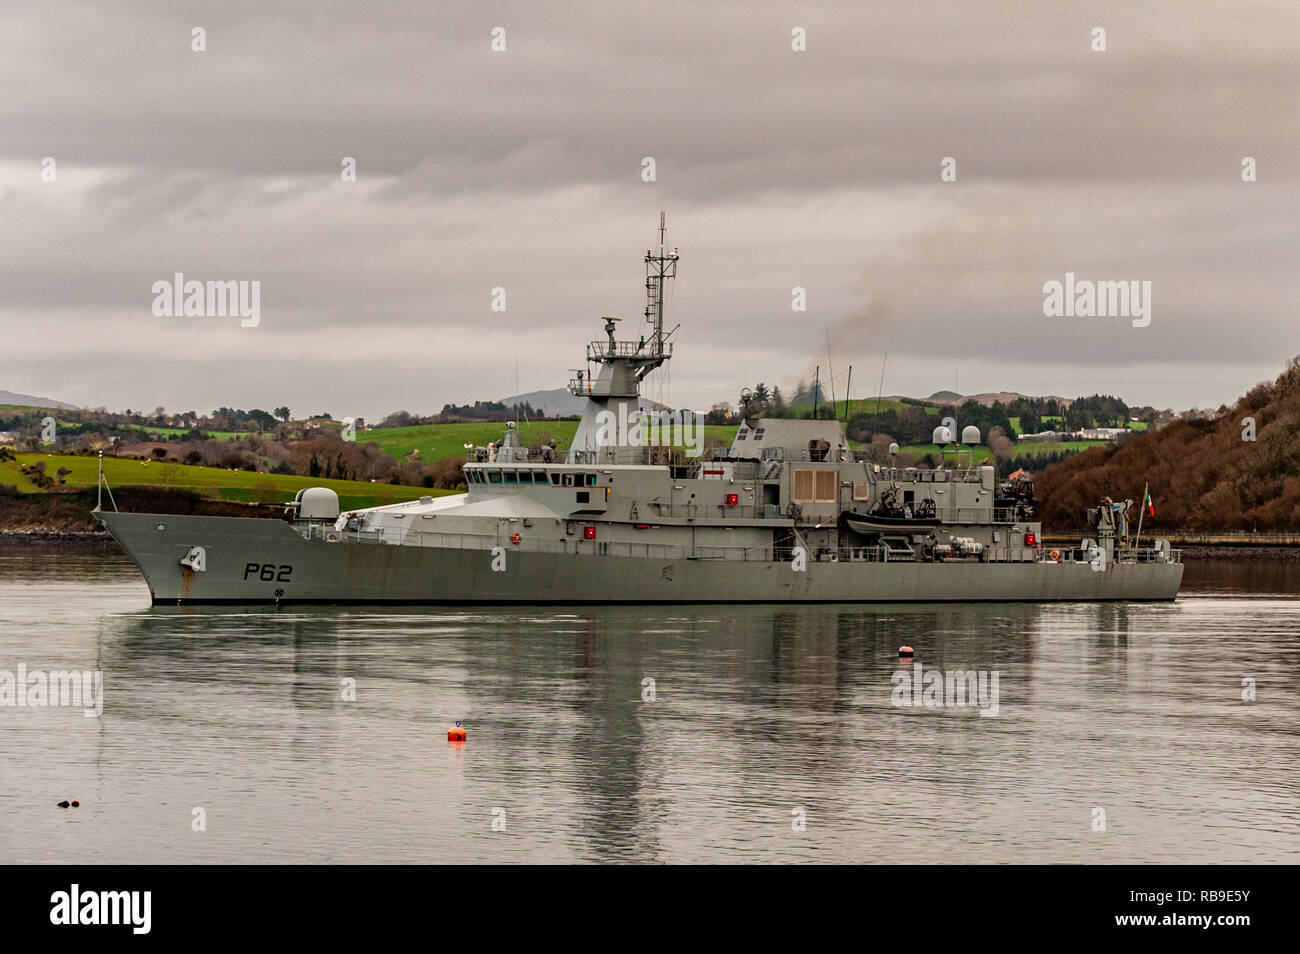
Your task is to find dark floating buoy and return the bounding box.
[898,645,915,658]
[57,800,70,808]
[447,720,466,742]
[71,800,80,808]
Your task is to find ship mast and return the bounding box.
[639,211,679,379]
[565,214,681,463]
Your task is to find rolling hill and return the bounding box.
[0,390,78,410]
[1035,358,1300,531]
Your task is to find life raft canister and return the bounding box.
[1048,549,1060,562]
[510,532,521,545]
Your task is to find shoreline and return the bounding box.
[1178,545,1300,561]
[0,529,122,550]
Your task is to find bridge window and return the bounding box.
[488,471,502,484]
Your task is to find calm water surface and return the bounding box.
[2,549,1297,863]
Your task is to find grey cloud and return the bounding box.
[1,0,1297,418]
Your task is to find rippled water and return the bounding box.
[2,548,1297,863]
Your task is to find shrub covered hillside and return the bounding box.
[1035,357,1300,532]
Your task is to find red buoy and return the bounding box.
[448,720,466,742]
[898,645,915,658]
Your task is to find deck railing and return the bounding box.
[1034,545,1182,565]
[297,523,1180,566]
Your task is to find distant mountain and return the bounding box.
[923,390,1073,409]
[497,388,666,418]
[0,389,78,410]
[496,388,586,418]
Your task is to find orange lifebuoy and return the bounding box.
[510,532,521,545]
[1048,549,1060,562]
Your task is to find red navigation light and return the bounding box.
[726,493,739,507]
[584,525,596,540]
[1025,532,1036,547]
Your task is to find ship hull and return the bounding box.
[96,511,1184,604]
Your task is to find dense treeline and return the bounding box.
[1061,394,1129,430]
[845,400,1015,446]
[846,404,938,444]
[437,400,540,421]
[716,382,1136,442]
[1036,357,1300,531]
[1003,394,1134,433]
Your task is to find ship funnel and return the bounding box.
[932,425,952,444]
[961,425,981,445]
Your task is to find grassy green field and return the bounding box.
[363,420,741,459]
[2,454,443,510]
[1006,440,1111,459]
[1008,415,1073,436]
[364,421,577,461]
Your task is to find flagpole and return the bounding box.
[1134,481,1148,553]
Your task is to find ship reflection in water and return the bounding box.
[2,550,1297,863]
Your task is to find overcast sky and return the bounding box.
[2,0,1297,420]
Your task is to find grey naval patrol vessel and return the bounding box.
[96,217,1183,605]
